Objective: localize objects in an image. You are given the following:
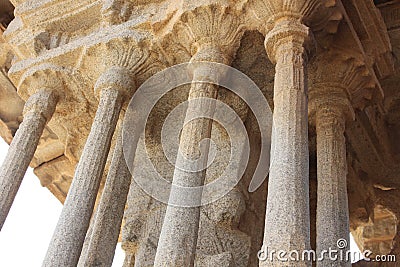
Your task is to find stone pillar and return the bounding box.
[260,19,313,267]
[153,6,244,266]
[43,67,133,267]
[310,86,353,267]
[0,89,58,230]
[153,46,229,267]
[78,130,132,267]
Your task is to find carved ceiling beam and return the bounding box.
[337,0,394,103]
[341,0,394,80]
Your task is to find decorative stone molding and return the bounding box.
[249,0,323,25]
[4,0,99,59]
[121,140,171,267]
[101,0,133,26]
[197,188,251,266]
[1,1,400,266]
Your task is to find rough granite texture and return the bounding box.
[311,88,353,267]
[78,131,132,267]
[43,85,124,267]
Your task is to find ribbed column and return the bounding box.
[260,19,312,267]
[43,67,133,267]
[153,46,228,267]
[78,130,133,267]
[312,87,352,267]
[0,89,58,230]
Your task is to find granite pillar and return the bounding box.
[260,19,312,267]
[43,67,133,267]
[0,89,58,230]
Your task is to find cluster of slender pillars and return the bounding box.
[0,18,352,267]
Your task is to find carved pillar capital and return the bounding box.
[23,89,59,123]
[264,18,314,64]
[84,33,165,98]
[309,85,354,128]
[94,66,135,98]
[310,50,376,110]
[11,63,66,103]
[167,5,245,65]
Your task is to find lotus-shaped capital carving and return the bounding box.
[310,49,376,110]
[162,5,246,64]
[81,30,165,95]
[249,0,341,35]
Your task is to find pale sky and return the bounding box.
[0,137,362,265]
[0,138,124,266]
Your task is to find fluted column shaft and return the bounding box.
[315,102,351,267]
[260,19,312,267]
[43,83,125,267]
[154,47,226,267]
[0,89,57,230]
[79,130,132,267]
